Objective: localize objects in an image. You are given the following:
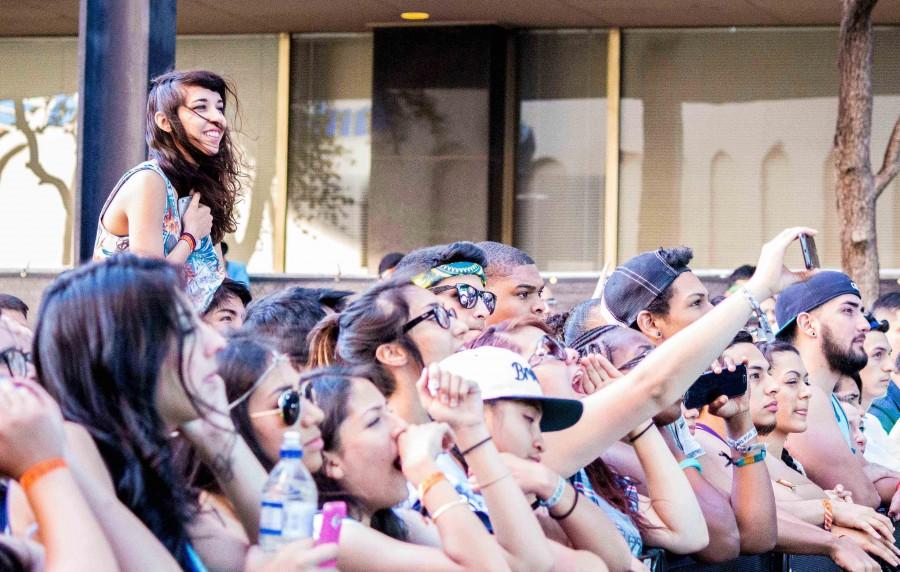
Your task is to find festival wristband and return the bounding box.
[19,458,67,492]
[725,426,758,453]
[679,458,703,474]
[540,476,566,509]
[417,471,447,501]
[822,498,834,531]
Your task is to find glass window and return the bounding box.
[286,34,372,275]
[0,38,78,269]
[619,28,900,269]
[177,35,280,273]
[516,31,608,272]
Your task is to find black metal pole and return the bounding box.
[74,0,176,264]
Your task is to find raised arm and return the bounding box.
[418,365,553,572]
[544,228,817,477]
[0,380,118,572]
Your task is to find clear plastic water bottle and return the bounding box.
[259,431,319,552]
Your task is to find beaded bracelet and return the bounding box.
[19,458,67,492]
[739,286,775,342]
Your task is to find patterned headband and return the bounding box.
[412,261,487,289]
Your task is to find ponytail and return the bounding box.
[308,313,342,369]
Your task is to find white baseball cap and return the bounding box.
[439,346,583,432]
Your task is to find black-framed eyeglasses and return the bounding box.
[0,347,30,379]
[250,383,313,426]
[402,304,457,334]
[430,283,497,315]
[528,335,570,368]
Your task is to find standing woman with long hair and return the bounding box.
[94,70,243,310]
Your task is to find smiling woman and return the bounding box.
[92,70,245,311]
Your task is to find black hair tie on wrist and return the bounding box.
[550,490,579,521]
[628,422,654,444]
[460,436,492,457]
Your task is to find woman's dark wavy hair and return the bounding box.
[33,255,205,568]
[308,367,408,541]
[307,276,423,397]
[147,70,244,243]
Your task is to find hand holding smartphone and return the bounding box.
[683,365,748,410]
[799,234,820,270]
[314,501,346,568]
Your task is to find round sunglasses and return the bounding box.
[249,385,311,426]
[430,283,496,315]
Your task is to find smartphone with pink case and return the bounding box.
[314,501,346,568]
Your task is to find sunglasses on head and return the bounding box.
[528,335,570,368]
[0,347,30,379]
[402,304,457,334]
[249,382,313,426]
[430,283,497,315]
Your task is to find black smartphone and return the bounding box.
[799,234,820,270]
[683,365,748,410]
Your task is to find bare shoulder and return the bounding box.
[117,168,168,204]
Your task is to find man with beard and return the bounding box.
[774,271,881,508]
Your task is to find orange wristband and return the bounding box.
[19,458,67,492]
[417,471,447,501]
[822,498,834,531]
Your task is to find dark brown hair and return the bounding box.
[309,368,408,540]
[147,70,244,243]
[307,277,423,397]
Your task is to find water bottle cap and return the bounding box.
[280,431,304,459]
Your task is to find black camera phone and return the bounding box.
[799,234,820,270]
[683,365,748,410]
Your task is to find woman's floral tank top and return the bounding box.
[93,160,225,311]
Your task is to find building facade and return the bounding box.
[1,2,899,283]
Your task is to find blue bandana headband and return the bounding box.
[412,261,487,289]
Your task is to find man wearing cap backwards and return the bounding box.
[774,271,882,509]
[598,246,779,560]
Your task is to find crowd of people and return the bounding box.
[1,69,899,572]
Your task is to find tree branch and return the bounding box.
[13,100,72,207]
[875,115,900,197]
